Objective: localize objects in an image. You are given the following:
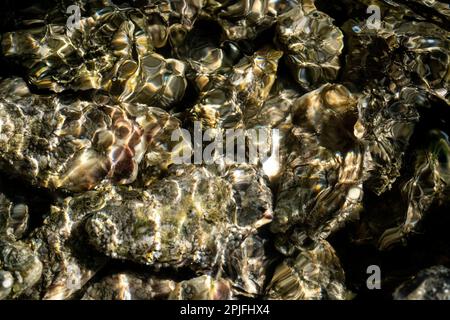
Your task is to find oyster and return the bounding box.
[0,77,181,192]
[82,272,234,300]
[85,164,272,272]
[82,272,176,300]
[23,188,111,300]
[1,3,188,107]
[266,240,350,300]
[355,87,421,195]
[393,265,450,300]
[276,3,344,90]
[169,275,234,300]
[271,83,364,253]
[0,193,42,299]
[189,48,282,129]
[379,129,450,250]
[225,234,271,297]
[201,0,299,41]
[0,239,43,299]
[341,9,449,100]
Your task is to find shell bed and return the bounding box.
[0,0,449,300]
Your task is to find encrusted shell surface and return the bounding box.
[24,189,111,300]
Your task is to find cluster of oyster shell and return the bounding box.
[0,0,449,300]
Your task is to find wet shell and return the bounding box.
[169,275,234,300]
[1,4,188,107]
[0,77,181,192]
[85,164,273,270]
[190,48,282,129]
[342,13,449,100]
[0,193,42,299]
[276,5,344,90]
[0,239,43,299]
[82,272,176,300]
[201,0,298,41]
[271,84,364,253]
[379,129,450,250]
[354,87,421,195]
[24,188,112,300]
[0,193,28,241]
[266,240,350,300]
[394,265,450,300]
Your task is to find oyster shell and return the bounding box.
[271,83,364,253]
[341,10,449,100]
[355,87,421,195]
[276,4,344,90]
[0,239,43,299]
[1,3,188,107]
[0,193,42,299]
[266,240,350,300]
[24,188,111,299]
[189,48,282,129]
[393,265,450,300]
[0,77,181,192]
[169,275,234,300]
[82,272,234,300]
[85,164,272,271]
[82,272,176,300]
[201,0,299,41]
[379,129,450,250]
